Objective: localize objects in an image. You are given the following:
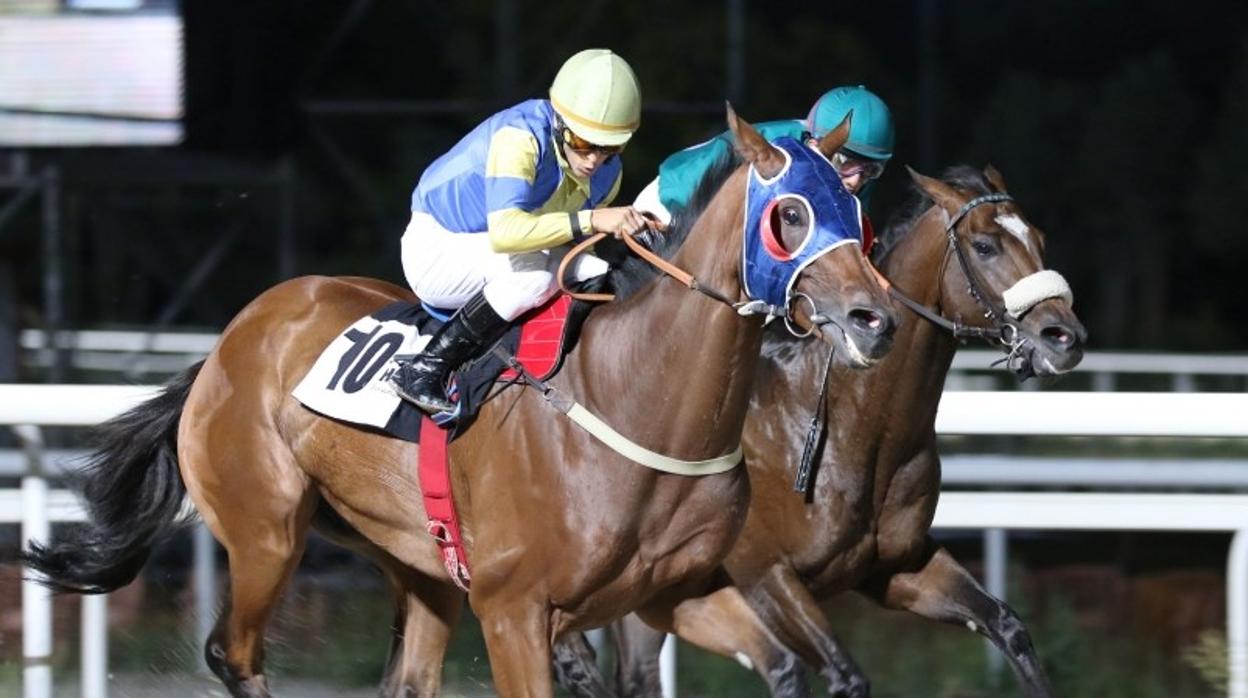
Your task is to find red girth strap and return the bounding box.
[418,416,471,591]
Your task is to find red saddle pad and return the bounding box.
[500,293,572,381]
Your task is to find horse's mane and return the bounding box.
[606,152,743,299]
[873,165,994,261]
[761,164,993,357]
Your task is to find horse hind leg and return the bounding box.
[201,487,316,698]
[378,564,465,697]
[184,418,318,697]
[310,501,466,697]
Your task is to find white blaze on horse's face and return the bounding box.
[994,213,1036,256]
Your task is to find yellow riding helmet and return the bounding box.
[549,49,641,147]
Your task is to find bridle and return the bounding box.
[886,192,1036,370]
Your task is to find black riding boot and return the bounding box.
[392,292,510,414]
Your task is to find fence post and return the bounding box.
[984,528,1008,677]
[81,595,108,698]
[1230,529,1248,698]
[660,633,676,698]
[194,523,217,672]
[22,473,53,698]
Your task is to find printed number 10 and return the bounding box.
[327,325,404,393]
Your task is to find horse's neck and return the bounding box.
[562,179,761,460]
[821,208,960,477]
[879,207,963,404]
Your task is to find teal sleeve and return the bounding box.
[657,134,735,212]
[656,119,806,213]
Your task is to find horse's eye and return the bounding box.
[781,207,802,226]
[972,240,994,256]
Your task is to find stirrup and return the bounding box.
[391,366,456,414]
[400,389,456,415]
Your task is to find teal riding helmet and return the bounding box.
[807,85,894,161]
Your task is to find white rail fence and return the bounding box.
[3,387,1248,697]
[950,348,1248,391]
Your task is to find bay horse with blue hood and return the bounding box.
[22,107,898,698]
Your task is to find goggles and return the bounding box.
[555,116,625,157]
[830,151,886,181]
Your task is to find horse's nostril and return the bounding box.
[1042,325,1076,349]
[849,308,891,336]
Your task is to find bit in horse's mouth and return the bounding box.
[832,323,879,368]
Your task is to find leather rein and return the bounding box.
[557,230,740,308]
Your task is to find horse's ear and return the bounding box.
[983,164,1009,193]
[906,165,965,215]
[815,110,853,159]
[727,102,785,179]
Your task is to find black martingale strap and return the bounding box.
[793,342,836,495]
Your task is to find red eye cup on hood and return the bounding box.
[760,199,799,262]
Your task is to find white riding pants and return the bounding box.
[400,212,608,321]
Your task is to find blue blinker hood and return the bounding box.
[741,136,864,308]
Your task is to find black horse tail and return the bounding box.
[21,361,203,594]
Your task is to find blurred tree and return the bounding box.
[963,73,1092,323]
[1187,38,1248,345]
[1077,50,1195,347]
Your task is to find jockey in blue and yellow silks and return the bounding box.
[394,49,652,415]
[634,85,894,255]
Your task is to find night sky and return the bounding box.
[8,0,1248,350]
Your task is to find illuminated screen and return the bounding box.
[0,0,183,146]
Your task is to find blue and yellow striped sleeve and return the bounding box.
[600,169,622,207]
[484,126,590,254]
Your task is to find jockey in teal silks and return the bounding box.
[392,49,652,414]
[634,85,894,255]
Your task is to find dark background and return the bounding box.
[4,0,1247,351]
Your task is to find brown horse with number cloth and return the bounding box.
[555,164,1087,697]
[22,108,900,698]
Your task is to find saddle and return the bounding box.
[291,276,608,590]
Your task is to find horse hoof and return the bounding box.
[828,676,870,698]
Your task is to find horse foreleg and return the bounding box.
[379,566,466,698]
[552,631,618,698]
[746,566,868,698]
[478,600,556,697]
[858,539,1054,698]
[637,581,808,698]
